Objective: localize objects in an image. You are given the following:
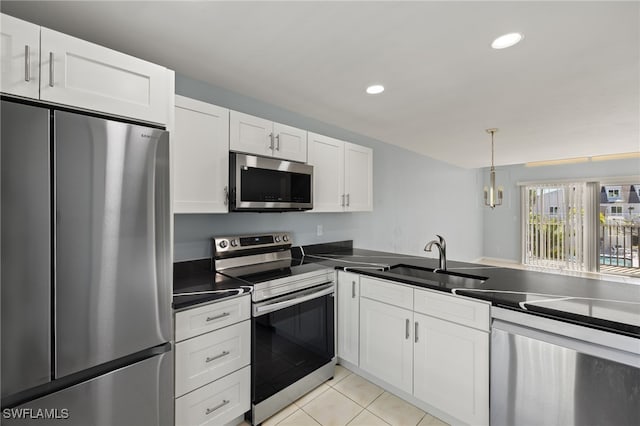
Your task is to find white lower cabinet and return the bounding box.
[174,295,251,426]
[175,365,250,426]
[413,313,489,426]
[337,271,360,366]
[175,320,251,398]
[359,297,413,394]
[348,276,490,426]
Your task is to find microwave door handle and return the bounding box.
[253,283,334,317]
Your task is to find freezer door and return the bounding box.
[54,111,171,377]
[1,101,51,397]
[2,351,173,426]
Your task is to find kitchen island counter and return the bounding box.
[294,243,640,338]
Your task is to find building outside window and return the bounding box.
[522,181,639,276]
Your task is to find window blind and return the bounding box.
[522,182,589,271]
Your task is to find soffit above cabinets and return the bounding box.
[2,1,638,168]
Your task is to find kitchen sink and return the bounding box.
[387,264,488,285]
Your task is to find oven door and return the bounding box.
[230,153,313,211]
[251,283,335,406]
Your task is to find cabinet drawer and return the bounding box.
[175,320,251,397]
[175,365,250,426]
[175,295,250,342]
[360,276,413,310]
[414,289,490,331]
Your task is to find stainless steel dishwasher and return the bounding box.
[491,307,640,426]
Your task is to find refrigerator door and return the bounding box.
[54,111,171,378]
[3,351,173,426]
[1,101,52,398]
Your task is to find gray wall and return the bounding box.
[174,75,484,262]
[481,157,640,262]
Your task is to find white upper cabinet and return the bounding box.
[230,111,307,162]
[344,142,373,211]
[229,111,273,157]
[0,14,40,99]
[308,133,373,212]
[272,122,307,162]
[173,96,230,214]
[307,133,345,211]
[40,27,169,124]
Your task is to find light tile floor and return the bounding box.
[242,365,450,426]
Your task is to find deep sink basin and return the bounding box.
[387,264,488,285]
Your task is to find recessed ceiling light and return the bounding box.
[491,33,524,49]
[366,84,384,95]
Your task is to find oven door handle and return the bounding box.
[253,283,334,317]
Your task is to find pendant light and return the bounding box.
[484,128,503,208]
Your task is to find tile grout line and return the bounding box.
[331,381,385,410]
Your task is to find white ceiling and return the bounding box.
[2,1,638,168]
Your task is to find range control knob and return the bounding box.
[230,239,238,247]
[219,240,228,249]
[274,236,281,243]
[283,235,289,242]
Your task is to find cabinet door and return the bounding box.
[229,111,273,157]
[359,298,413,394]
[413,313,489,426]
[344,142,373,211]
[173,96,229,213]
[0,14,40,99]
[40,27,169,124]
[337,271,359,366]
[272,122,307,162]
[307,132,345,212]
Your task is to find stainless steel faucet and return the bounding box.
[424,235,446,271]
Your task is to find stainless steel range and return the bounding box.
[212,233,336,425]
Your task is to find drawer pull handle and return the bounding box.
[206,312,230,322]
[275,134,280,151]
[269,132,274,150]
[24,45,30,82]
[346,193,350,207]
[205,399,230,415]
[405,318,410,339]
[415,321,419,343]
[351,281,356,298]
[205,350,230,363]
[49,52,54,87]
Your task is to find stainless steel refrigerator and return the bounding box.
[1,99,173,425]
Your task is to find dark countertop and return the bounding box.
[172,259,251,310]
[294,244,640,338]
[173,241,640,337]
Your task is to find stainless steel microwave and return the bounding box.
[229,153,313,212]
